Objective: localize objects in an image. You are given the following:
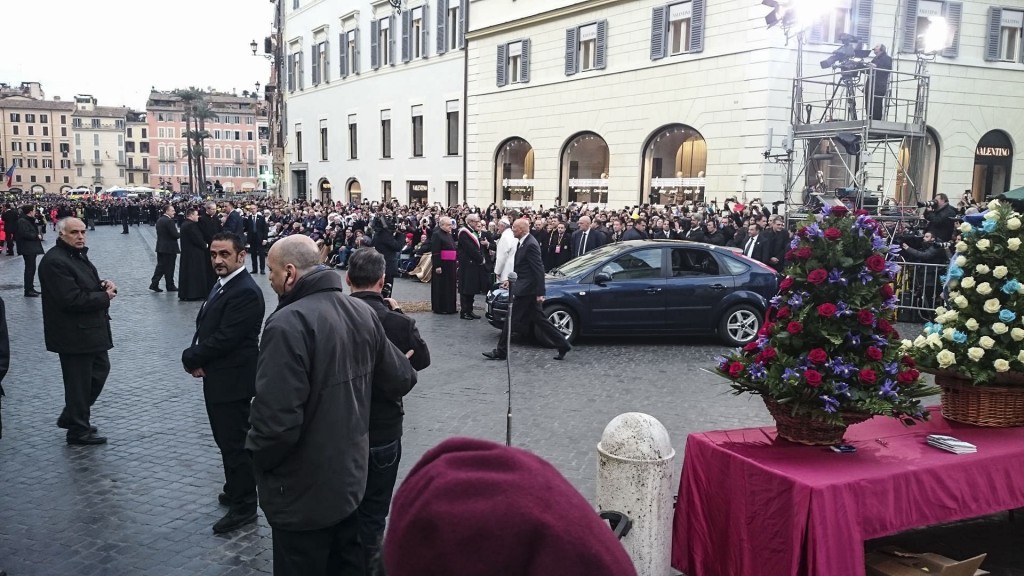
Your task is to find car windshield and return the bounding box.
[550,243,629,277]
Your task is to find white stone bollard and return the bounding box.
[597,412,676,576]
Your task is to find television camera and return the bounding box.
[820,34,872,81]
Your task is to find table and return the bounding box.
[671,406,1024,576]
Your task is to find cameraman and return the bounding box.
[369,212,405,298]
[867,44,892,121]
[901,232,948,265]
[902,231,947,308]
[922,193,957,242]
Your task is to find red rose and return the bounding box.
[865,254,886,273]
[902,355,916,368]
[804,370,823,387]
[880,283,895,298]
[743,341,759,352]
[859,368,877,384]
[787,321,803,335]
[855,209,869,216]
[757,347,778,364]
[866,346,883,361]
[795,247,813,260]
[831,205,849,217]
[728,362,745,377]
[897,370,918,384]
[797,226,808,237]
[858,309,875,326]
[817,303,837,318]
[877,318,893,335]
[807,268,828,285]
[777,306,792,320]
[824,227,842,240]
[779,277,794,292]
[758,322,774,337]
[807,348,828,364]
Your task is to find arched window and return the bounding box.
[560,132,609,204]
[319,178,332,202]
[893,127,940,205]
[972,130,1014,202]
[641,124,707,205]
[495,137,534,206]
[348,179,362,203]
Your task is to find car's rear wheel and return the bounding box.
[545,304,578,344]
[719,305,761,347]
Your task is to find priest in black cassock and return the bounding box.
[430,217,457,314]
[178,208,211,302]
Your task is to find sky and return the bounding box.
[2,0,276,110]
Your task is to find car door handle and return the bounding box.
[709,284,726,290]
[645,287,662,294]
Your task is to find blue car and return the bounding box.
[485,240,779,346]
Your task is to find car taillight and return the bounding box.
[739,254,779,276]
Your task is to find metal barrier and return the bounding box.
[895,259,947,323]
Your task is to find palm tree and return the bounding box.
[192,100,217,195]
[173,87,202,194]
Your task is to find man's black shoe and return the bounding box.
[24,291,40,298]
[57,417,97,434]
[554,347,571,361]
[460,312,477,320]
[67,433,107,446]
[467,311,481,319]
[149,285,163,292]
[482,350,506,360]
[218,493,231,506]
[212,509,258,534]
[166,287,178,292]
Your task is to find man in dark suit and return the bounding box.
[346,249,430,568]
[570,215,606,259]
[181,232,266,534]
[15,206,44,297]
[1,205,19,255]
[740,224,767,262]
[243,205,269,274]
[198,202,222,245]
[0,295,9,439]
[762,217,789,272]
[867,44,893,121]
[484,218,571,361]
[38,217,117,445]
[222,201,244,237]
[150,205,180,292]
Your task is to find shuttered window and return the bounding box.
[651,0,706,60]
[566,20,608,75]
[984,7,1024,62]
[496,39,531,87]
[401,5,429,61]
[902,0,964,57]
[340,32,349,78]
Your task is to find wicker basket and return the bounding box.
[937,373,1024,427]
[763,397,873,446]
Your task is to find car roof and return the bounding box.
[617,239,736,252]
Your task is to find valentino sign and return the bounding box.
[976,147,1011,157]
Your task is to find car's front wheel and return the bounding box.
[545,304,578,344]
[719,305,762,347]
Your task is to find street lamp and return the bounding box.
[250,38,273,60]
[254,81,261,98]
[389,0,403,13]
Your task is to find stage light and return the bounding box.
[762,0,838,36]
[919,16,950,54]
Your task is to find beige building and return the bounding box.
[125,111,150,187]
[0,82,76,194]
[72,95,128,193]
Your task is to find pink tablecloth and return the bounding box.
[671,406,1024,576]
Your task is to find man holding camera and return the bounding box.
[370,212,405,298]
[922,193,957,242]
[867,44,892,121]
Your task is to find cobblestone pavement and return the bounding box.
[0,225,1021,575]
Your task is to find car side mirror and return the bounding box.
[595,272,612,285]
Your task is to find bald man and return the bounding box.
[248,235,417,575]
[38,217,118,445]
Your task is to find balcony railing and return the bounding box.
[74,159,85,166]
[234,158,243,164]
[91,159,103,166]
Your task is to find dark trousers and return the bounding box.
[151,253,177,289]
[497,296,567,356]
[122,218,129,233]
[272,510,364,576]
[356,439,402,569]
[205,398,257,513]
[249,245,266,273]
[23,254,38,293]
[4,236,14,255]
[460,293,476,314]
[58,352,110,439]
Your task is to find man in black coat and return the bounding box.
[1,205,19,255]
[182,232,266,534]
[198,202,222,291]
[762,217,789,272]
[622,219,651,241]
[347,249,430,568]
[243,205,269,274]
[739,224,767,262]
[867,44,893,121]
[38,217,117,445]
[222,201,244,237]
[150,205,180,292]
[370,215,405,299]
[15,206,44,297]
[0,296,9,440]
[178,208,211,301]
[484,219,571,361]
[570,215,606,259]
[456,214,488,320]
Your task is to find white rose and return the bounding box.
[994,266,1009,279]
[980,336,996,349]
[965,318,980,331]
[984,209,1000,220]
[976,282,993,296]
[943,327,956,341]
[978,239,991,251]
[988,199,1002,210]
[900,339,914,351]
[926,332,943,348]
[1009,238,1022,251]
[934,306,948,316]
[960,277,976,290]
[937,349,957,369]
[954,295,969,309]
[1018,350,1024,363]
[1012,328,1024,341]
[995,358,1011,372]
[968,347,985,361]
[976,265,991,275]
[960,222,973,233]
[914,335,928,348]
[984,298,1002,314]
[956,255,967,267]
[942,311,959,324]
[1009,217,1022,230]
[993,322,1009,335]
[956,241,969,253]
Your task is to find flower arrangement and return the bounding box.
[716,205,937,425]
[911,199,1024,385]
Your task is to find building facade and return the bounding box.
[72,95,128,193]
[147,91,268,195]
[0,83,76,194]
[125,111,150,187]
[282,0,467,204]
[465,0,1024,209]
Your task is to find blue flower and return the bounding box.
[770,295,783,307]
[872,335,889,348]
[790,237,801,250]
[782,367,799,382]
[821,395,840,414]
[946,264,964,280]
[716,356,729,370]
[871,235,886,250]
[884,361,899,375]
[828,268,848,287]
[952,330,968,344]
[887,242,902,255]
[859,268,874,284]
[879,379,899,400]
[846,332,861,348]
[820,205,833,217]
[853,215,876,235]
[882,295,899,311]
[835,301,850,317]
[747,363,767,380]
[805,223,824,240]
[983,219,998,233]
[1000,309,1017,323]
[833,382,851,397]
[1002,279,1022,295]
[788,292,805,309]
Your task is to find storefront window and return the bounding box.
[893,127,940,205]
[561,132,609,205]
[642,124,706,205]
[972,130,1013,202]
[408,180,429,205]
[496,137,535,205]
[348,179,361,204]
[318,178,332,203]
